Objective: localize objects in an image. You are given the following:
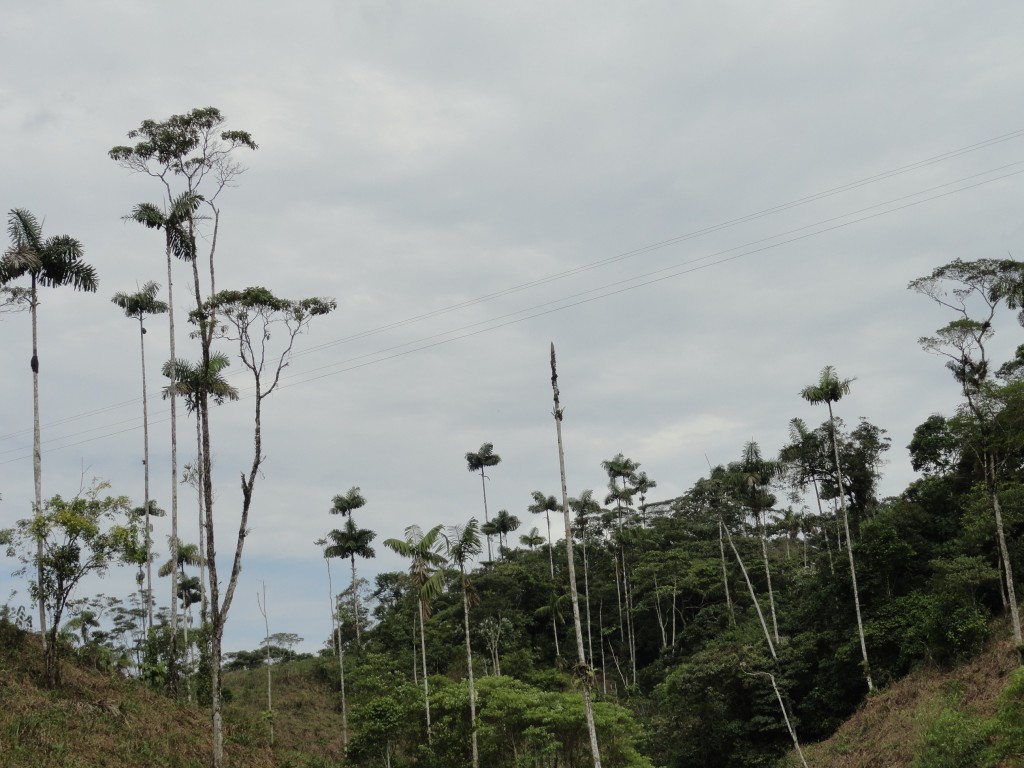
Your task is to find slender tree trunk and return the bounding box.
[480,470,493,562]
[810,475,835,574]
[164,235,180,695]
[827,402,873,691]
[258,583,273,746]
[758,511,780,645]
[138,316,155,631]
[550,343,602,768]
[719,520,736,626]
[722,520,777,660]
[752,671,809,768]
[582,537,594,667]
[419,600,432,741]
[987,453,1022,645]
[324,556,348,747]
[30,281,47,643]
[461,567,479,768]
[351,555,361,644]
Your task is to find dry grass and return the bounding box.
[0,625,278,768]
[785,633,1021,768]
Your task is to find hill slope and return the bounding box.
[0,623,278,768]
[793,634,1024,768]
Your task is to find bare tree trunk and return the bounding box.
[722,520,777,660]
[827,402,873,691]
[582,537,594,666]
[30,282,47,643]
[323,556,348,748]
[550,343,602,768]
[746,671,809,768]
[419,601,432,741]
[480,470,493,562]
[988,453,1022,645]
[719,520,735,626]
[461,568,479,768]
[139,315,155,632]
[164,236,180,695]
[257,583,273,746]
[758,511,780,645]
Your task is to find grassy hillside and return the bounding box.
[789,631,1024,768]
[222,655,346,767]
[0,621,278,768]
[5,613,1024,768]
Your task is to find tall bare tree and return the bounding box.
[550,343,602,768]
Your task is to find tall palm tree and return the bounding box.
[163,353,239,626]
[113,281,168,629]
[729,441,782,645]
[125,191,202,683]
[384,524,446,740]
[1,208,98,639]
[331,486,367,522]
[128,499,166,632]
[325,518,376,644]
[801,365,873,691]
[465,443,501,561]
[529,490,562,655]
[444,518,483,768]
[519,527,545,549]
[491,509,521,553]
[779,417,834,573]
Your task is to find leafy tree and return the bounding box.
[466,443,502,562]
[1,208,98,639]
[112,281,168,630]
[910,258,1024,646]
[193,286,334,766]
[0,481,141,686]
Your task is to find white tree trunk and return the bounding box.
[550,343,602,768]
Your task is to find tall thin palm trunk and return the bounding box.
[758,511,780,645]
[460,564,479,768]
[719,520,736,626]
[29,279,46,641]
[987,453,1022,645]
[827,401,873,691]
[722,519,777,661]
[419,601,432,740]
[163,234,180,692]
[550,343,602,768]
[351,555,362,644]
[139,313,155,631]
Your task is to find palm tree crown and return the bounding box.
[112,281,168,322]
[331,487,367,519]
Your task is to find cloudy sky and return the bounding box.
[2,1,1024,653]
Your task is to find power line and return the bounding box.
[3,159,1020,465]
[4,129,1021,447]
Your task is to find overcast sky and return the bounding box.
[3,1,1024,654]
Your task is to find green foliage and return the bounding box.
[911,706,994,768]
